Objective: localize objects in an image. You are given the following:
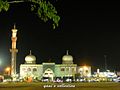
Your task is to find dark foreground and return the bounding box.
[0,82,120,90]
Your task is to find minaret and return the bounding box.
[10,24,18,77]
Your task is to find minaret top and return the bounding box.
[12,24,17,38]
[12,24,17,31]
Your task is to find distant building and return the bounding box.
[77,66,91,77]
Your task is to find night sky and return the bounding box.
[0,1,120,73]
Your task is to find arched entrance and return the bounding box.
[43,68,54,81]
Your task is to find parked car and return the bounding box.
[113,77,120,82]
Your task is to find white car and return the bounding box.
[113,77,120,82]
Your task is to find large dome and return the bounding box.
[62,50,73,64]
[25,50,36,64]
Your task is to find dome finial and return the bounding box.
[14,23,16,29]
[30,50,32,55]
[66,50,69,55]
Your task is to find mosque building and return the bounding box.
[20,50,91,81]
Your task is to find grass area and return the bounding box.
[0,82,120,90]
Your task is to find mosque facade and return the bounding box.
[20,50,91,81]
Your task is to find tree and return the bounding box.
[0,0,60,29]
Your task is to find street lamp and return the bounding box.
[5,67,11,75]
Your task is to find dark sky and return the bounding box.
[0,1,120,72]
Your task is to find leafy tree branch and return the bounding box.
[0,0,60,29]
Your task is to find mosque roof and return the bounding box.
[62,50,73,62]
[25,50,36,63]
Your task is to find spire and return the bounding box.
[66,50,69,55]
[29,50,32,55]
[14,24,16,29]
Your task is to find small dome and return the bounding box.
[62,55,73,61]
[62,50,73,64]
[25,50,36,64]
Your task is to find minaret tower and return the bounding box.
[10,25,18,76]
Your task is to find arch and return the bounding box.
[33,68,37,72]
[43,68,54,81]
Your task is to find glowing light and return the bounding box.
[79,68,83,71]
[5,67,11,75]
[83,66,88,70]
[5,67,10,72]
